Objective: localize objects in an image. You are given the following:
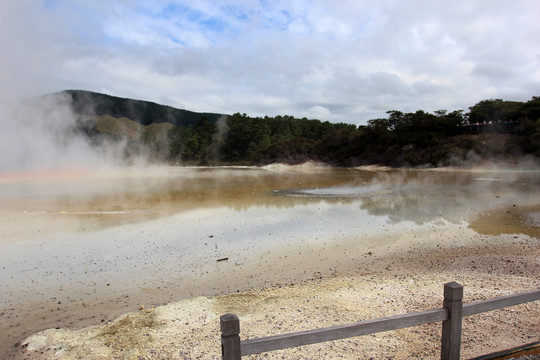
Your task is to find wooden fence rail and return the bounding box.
[220,282,540,360]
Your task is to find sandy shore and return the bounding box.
[15,228,539,359]
[4,167,539,360]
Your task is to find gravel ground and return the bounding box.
[15,232,539,360]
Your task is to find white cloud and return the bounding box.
[1,0,539,125]
[472,62,515,79]
[307,105,332,120]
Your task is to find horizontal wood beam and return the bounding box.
[221,287,540,359]
[468,341,540,360]
[463,289,540,317]
[241,308,447,356]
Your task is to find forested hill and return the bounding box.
[36,91,540,167]
[50,90,226,127]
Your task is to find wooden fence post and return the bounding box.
[441,282,464,360]
[221,313,241,360]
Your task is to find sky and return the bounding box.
[1,0,540,125]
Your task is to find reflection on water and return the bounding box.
[273,169,540,224]
[2,167,538,230]
[0,166,539,356]
[0,167,372,234]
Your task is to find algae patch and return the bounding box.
[95,309,163,354]
[469,204,540,237]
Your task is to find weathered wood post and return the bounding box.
[441,282,464,360]
[221,313,241,360]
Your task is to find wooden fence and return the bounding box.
[220,282,540,360]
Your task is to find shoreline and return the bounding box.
[16,228,539,359]
[2,166,538,359]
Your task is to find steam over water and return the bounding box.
[0,166,539,355]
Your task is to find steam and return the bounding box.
[0,92,233,175]
[0,94,82,172]
[0,93,147,174]
[214,115,229,145]
[209,115,229,163]
[443,150,540,171]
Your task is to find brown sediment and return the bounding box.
[4,167,539,359]
[16,232,540,360]
[469,204,540,238]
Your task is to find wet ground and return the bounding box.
[1,165,539,358]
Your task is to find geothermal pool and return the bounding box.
[1,166,539,355]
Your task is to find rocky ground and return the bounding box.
[15,230,539,360]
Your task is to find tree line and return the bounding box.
[165,97,540,167]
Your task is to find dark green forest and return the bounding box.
[58,91,540,167]
[166,97,540,167]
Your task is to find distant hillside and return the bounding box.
[52,90,226,127]
[31,91,540,167]
[93,115,144,140]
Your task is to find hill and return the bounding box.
[32,91,540,167]
[49,90,226,127]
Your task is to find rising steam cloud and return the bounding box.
[209,115,229,162]
[0,93,133,174]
